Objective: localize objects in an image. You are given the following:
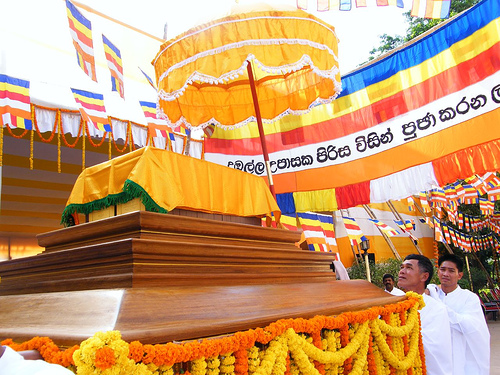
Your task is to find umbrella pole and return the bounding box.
[246,61,276,199]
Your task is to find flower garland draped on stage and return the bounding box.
[1,294,425,375]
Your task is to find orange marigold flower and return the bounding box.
[94,346,116,370]
[128,341,144,362]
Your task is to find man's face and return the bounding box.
[397,259,428,292]
[383,277,394,291]
[438,260,463,290]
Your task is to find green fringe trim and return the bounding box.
[61,179,168,227]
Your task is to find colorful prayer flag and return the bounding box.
[66,0,97,81]
[71,88,110,132]
[411,0,451,19]
[0,74,32,129]
[102,35,124,98]
[368,219,399,237]
[342,216,366,246]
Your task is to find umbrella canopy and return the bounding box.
[152,3,341,130]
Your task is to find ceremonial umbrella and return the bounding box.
[152,3,341,197]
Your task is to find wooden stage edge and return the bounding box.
[0,211,404,345]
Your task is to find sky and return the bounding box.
[76,0,413,75]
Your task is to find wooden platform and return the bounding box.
[0,211,403,345]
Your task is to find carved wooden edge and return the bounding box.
[37,211,302,250]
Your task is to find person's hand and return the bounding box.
[424,288,430,295]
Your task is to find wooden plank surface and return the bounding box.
[0,281,404,345]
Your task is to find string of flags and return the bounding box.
[296,0,451,19]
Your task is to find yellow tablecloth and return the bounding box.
[62,147,280,226]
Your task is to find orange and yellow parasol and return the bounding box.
[153,3,341,195]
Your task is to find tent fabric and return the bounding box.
[62,146,280,226]
[204,0,500,209]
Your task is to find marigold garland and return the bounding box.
[85,121,107,148]
[3,294,426,375]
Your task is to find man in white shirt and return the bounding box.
[398,254,453,375]
[427,253,490,375]
[0,345,74,375]
[382,273,406,296]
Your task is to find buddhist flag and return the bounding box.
[368,219,399,237]
[411,0,451,19]
[430,189,447,207]
[297,212,329,252]
[140,100,176,149]
[463,184,479,204]
[102,35,124,98]
[442,222,451,243]
[342,216,366,246]
[279,213,299,231]
[317,213,337,251]
[466,175,489,195]
[419,192,431,213]
[0,74,32,129]
[66,0,97,81]
[139,67,156,90]
[434,219,445,242]
[483,172,500,190]
[71,88,110,132]
[480,198,495,216]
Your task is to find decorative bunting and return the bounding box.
[0,74,32,129]
[102,35,124,98]
[66,0,97,81]
[71,88,110,132]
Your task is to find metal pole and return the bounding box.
[246,61,276,199]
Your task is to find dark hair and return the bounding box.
[438,253,464,272]
[404,254,434,287]
[382,274,395,281]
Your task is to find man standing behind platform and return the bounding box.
[398,254,453,375]
[427,254,490,375]
[382,273,406,296]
